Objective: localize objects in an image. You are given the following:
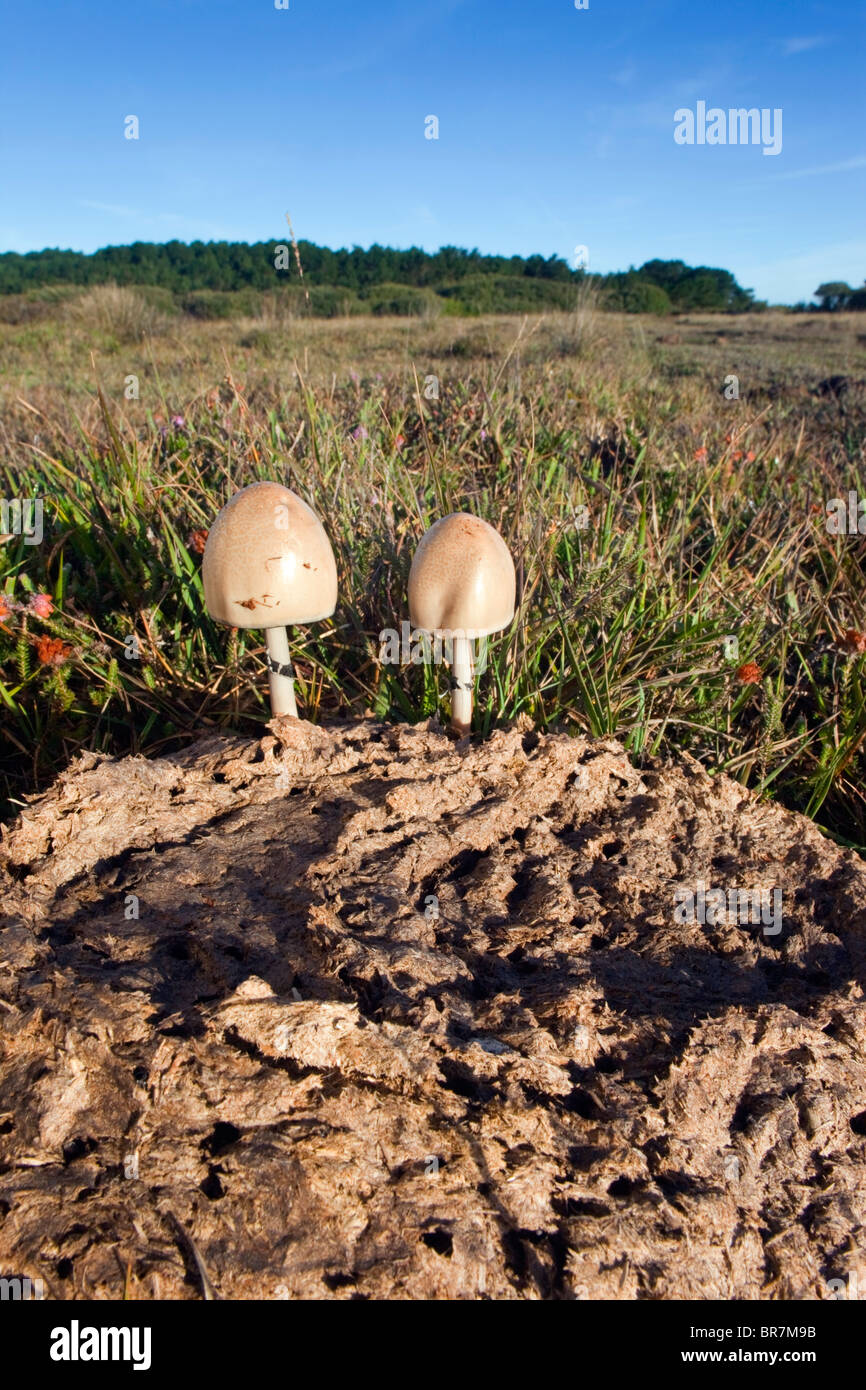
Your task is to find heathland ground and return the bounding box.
[1,290,865,845]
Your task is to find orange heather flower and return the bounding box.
[694,446,708,460]
[189,528,209,556]
[842,629,866,654]
[0,594,11,621]
[732,450,743,461]
[36,635,72,667]
[28,592,53,619]
[736,662,762,685]
[746,451,756,462]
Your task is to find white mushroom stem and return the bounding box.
[450,636,474,735]
[265,627,298,718]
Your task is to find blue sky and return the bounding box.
[1,0,864,303]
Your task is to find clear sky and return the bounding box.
[1,0,864,303]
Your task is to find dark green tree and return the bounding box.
[815,282,854,311]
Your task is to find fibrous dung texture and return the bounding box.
[1,719,864,1299]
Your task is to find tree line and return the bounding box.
[0,240,769,314]
[808,282,866,311]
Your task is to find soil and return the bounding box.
[1,717,864,1300]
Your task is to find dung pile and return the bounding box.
[1,718,864,1300]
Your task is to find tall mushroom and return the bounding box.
[408,512,515,735]
[203,481,337,718]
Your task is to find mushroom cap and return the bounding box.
[408,512,516,638]
[203,481,337,629]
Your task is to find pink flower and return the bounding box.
[171,415,185,428]
[28,593,53,619]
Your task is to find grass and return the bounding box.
[1,289,865,847]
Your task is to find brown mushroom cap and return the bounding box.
[203,481,337,629]
[408,512,516,638]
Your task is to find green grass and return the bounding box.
[1,292,865,847]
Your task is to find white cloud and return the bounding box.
[781,36,829,56]
[76,200,237,239]
[613,61,637,87]
[79,199,140,218]
[768,155,866,181]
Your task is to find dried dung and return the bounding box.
[1,718,864,1300]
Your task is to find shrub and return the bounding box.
[437,275,576,315]
[66,284,172,340]
[360,284,440,317]
[179,289,264,319]
[602,276,672,315]
[306,286,361,317]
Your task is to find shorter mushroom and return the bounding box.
[203,481,337,718]
[408,512,515,735]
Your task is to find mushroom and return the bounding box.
[408,512,515,735]
[203,481,337,718]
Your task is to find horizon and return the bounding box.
[2,0,865,305]
[0,236,811,309]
